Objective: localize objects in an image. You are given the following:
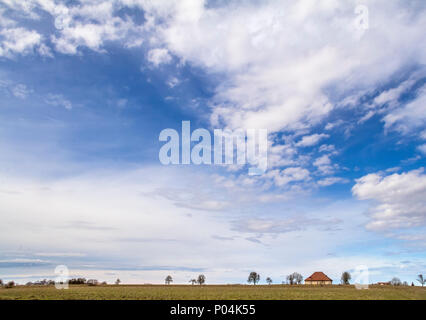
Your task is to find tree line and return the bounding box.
[1,273,425,288]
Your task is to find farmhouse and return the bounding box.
[304,272,333,285]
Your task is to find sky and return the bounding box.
[0,0,425,285]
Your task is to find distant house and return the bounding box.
[304,272,333,285]
[377,282,390,286]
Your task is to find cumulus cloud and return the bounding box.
[314,154,335,175]
[0,27,47,58]
[295,133,329,148]
[143,0,426,134]
[147,48,172,67]
[352,168,426,231]
[267,167,311,187]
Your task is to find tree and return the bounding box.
[5,281,15,289]
[403,281,408,286]
[390,277,402,286]
[115,278,121,285]
[247,272,260,285]
[287,272,303,285]
[417,274,425,287]
[411,282,415,286]
[294,273,303,284]
[189,279,197,285]
[0,279,3,286]
[341,271,351,285]
[197,274,206,285]
[165,275,173,285]
[266,277,272,285]
[69,278,86,285]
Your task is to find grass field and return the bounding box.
[0,285,425,300]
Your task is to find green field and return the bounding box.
[0,285,425,300]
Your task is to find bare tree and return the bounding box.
[287,272,303,285]
[294,273,303,284]
[189,279,196,285]
[197,274,206,285]
[247,272,260,285]
[266,277,272,285]
[417,274,425,287]
[115,278,121,285]
[341,271,351,285]
[165,275,173,285]
[286,273,295,285]
[390,277,402,286]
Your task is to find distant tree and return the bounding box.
[5,281,15,289]
[0,279,3,286]
[266,277,273,285]
[247,272,260,285]
[101,281,107,285]
[286,272,303,285]
[165,275,173,285]
[390,277,402,286]
[417,274,425,287]
[197,274,206,285]
[115,278,121,285]
[411,282,415,286]
[341,271,351,285]
[189,279,197,285]
[294,273,303,284]
[87,279,98,286]
[403,281,408,286]
[69,278,86,285]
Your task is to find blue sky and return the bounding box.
[0,0,425,285]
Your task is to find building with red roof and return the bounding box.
[304,272,333,285]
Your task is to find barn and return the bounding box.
[304,272,333,285]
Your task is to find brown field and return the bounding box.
[0,284,425,300]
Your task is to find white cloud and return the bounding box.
[44,93,72,110]
[11,84,31,99]
[319,144,336,154]
[317,177,349,187]
[314,154,335,175]
[144,0,426,134]
[268,167,311,187]
[383,85,426,135]
[166,76,180,88]
[0,27,47,58]
[147,48,172,67]
[295,133,329,148]
[325,120,344,131]
[417,144,426,155]
[352,168,426,231]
